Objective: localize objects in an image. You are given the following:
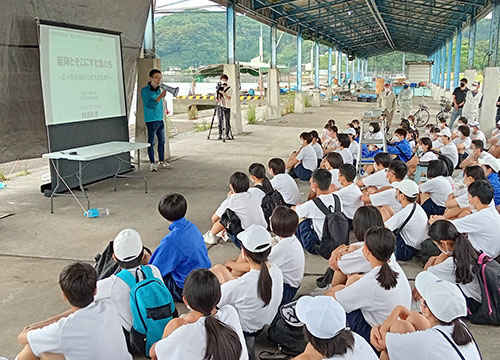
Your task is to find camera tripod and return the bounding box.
[207,104,234,142]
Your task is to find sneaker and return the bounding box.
[158,161,173,169]
[203,231,219,245]
[149,163,158,172]
[217,135,223,140]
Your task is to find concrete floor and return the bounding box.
[1,99,499,359]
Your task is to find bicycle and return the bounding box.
[435,96,452,124]
[413,97,430,127]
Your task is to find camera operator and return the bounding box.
[216,74,233,140]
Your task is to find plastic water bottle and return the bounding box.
[84,208,110,218]
[0,182,6,189]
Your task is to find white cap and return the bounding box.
[469,121,480,128]
[237,224,272,252]
[392,179,419,197]
[343,128,356,136]
[497,119,500,125]
[438,128,452,138]
[479,157,500,172]
[472,81,479,86]
[113,229,143,262]
[416,271,467,323]
[295,296,346,339]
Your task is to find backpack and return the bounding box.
[432,151,454,176]
[312,194,350,260]
[469,253,500,325]
[116,266,177,356]
[220,208,244,236]
[267,301,307,356]
[255,185,286,226]
[94,241,152,280]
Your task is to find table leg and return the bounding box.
[50,159,61,214]
[114,158,122,191]
[77,161,90,210]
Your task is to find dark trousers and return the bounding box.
[346,309,372,344]
[295,219,319,254]
[218,106,231,136]
[162,272,184,302]
[145,120,165,163]
[281,283,299,306]
[394,233,417,261]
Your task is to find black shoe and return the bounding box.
[217,135,222,140]
[316,267,334,288]
[226,136,234,140]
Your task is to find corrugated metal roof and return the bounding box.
[212,0,494,57]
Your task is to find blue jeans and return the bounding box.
[394,233,417,261]
[295,219,319,254]
[449,107,462,129]
[146,120,165,163]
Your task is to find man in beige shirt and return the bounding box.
[377,83,397,133]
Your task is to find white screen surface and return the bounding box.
[39,24,126,126]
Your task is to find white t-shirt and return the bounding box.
[364,131,384,142]
[427,257,481,302]
[369,188,402,212]
[324,332,378,360]
[270,173,301,205]
[295,193,343,238]
[440,142,459,168]
[313,142,324,160]
[419,176,453,207]
[453,136,472,150]
[248,186,266,205]
[420,151,438,162]
[154,305,249,360]
[330,168,341,187]
[95,265,163,331]
[218,265,283,333]
[361,169,390,189]
[451,206,500,258]
[335,261,411,327]
[268,235,305,288]
[334,183,363,220]
[385,203,428,249]
[215,192,267,229]
[297,144,318,172]
[349,141,359,161]
[471,130,487,145]
[335,148,354,165]
[386,324,481,360]
[27,300,131,360]
[432,138,443,148]
[337,243,397,275]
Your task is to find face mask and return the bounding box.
[373,163,378,172]
[431,134,438,141]
[369,126,374,133]
[438,123,445,129]
[438,244,453,256]
[497,124,500,130]
[391,136,399,143]
[460,82,466,88]
[385,88,390,94]
[403,84,409,89]
[424,129,430,135]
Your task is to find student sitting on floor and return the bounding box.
[460,139,496,169]
[310,130,324,167]
[371,271,481,360]
[323,151,344,188]
[418,159,453,217]
[320,119,335,144]
[293,296,378,360]
[293,169,342,254]
[362,160,408,213]
[334,133,354,165]
[387,128,413,163]
[357,152,391,191]
[443,165,486,220]
[204,172,267,245]
[247,163,274,205]
[150,269,248,360]
[17,262,131,360]
[323,124,339,152]
[327,227,411,343]
[268,158,301,206]
[211,225,283,360]
[383,180,428,261]
[286,132,318,181]
[479,157,500,207]
[424,220,481,314]
[344,128,359,164]
[451,116,468,139]
[453,125,472,165]
[430,125,442,148]
[149,194,211,302]
[334,164,363,229]
[470,121,487,145]
[434,127,459,169]
[406,137,438,177]
[268,206,305,305]
[432,180,500,258]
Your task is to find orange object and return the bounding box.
[375,78,385,94]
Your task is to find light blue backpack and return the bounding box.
[116,266,176,356]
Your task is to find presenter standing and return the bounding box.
[216,74,233,140]
[141,69,172,172]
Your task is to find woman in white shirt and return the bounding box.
[150,269,247,360]
[310,130,325,166]
[371,271,481,360]
[247,163,274,205]
[407,137,437,181]
[424,220,481,312]
[419,159,453,217]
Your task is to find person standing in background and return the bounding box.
[399,81,413,120]
[449,78,468,129]
[462,81,482,123]
[378,83,396,133]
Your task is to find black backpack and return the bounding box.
[267,301,307,356]
[312,194,349,259]
[432,151,454,176]
[255,185,286,226]
[220,208,244,236]
[470,253,500,325]
[94,241,152,280]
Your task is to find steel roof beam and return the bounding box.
[377,6,465,25]
[364,0,396,50]
[387,0,472,16]
[254,0,298,10]
[273,0,352,19]
[379,11,459,29]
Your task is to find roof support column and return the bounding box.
[337,50,342,85]
[357,58,361,82]
[327,47,333,87]
[267,24,281,120]
[446,38,453,91]
[468,19,477,69]
[351,59,355,84]
[402,52,406,75]
[454,30,463,89]
[226,1,235,64]
[489,1,500,67]
[440,44,446,88]
[270,25,277,69]
[345,54,349,83]
[314,42,320,88]
[295,30,305,113]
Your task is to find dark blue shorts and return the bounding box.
[228,232,241,249]
[422,198,446,217]
[281,283,299,306]
[346,309,372,344]
[295,218,319,254]
[394,233,417,261]
[163,272,184,303]
[289,162,313,181]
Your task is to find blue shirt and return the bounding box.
[488,173,500,206]
[387,139,413,162]
[141,83,164,123]
[149,218,211,288]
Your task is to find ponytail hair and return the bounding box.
[249,163,273,193]
[243,245,273,305]
[450,318,473,346]
[428,220,478,284]
[183,269,242,360]
[364,227,399,290]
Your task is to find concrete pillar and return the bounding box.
[479,67,500,136]
[297,31,302,93]
[136,58,170,160]
[356,58,360,82]
[489,2,500,67]
[226,2,236,64]
[337,49,342,84]
[223,64,242,133]
[327,47,333,86]
[440,44,446,88]
[351,59,355,83]
[345,55,350,81]
[402,52,406,75]
[314,41,320,88]
[464,69,476,84]
[312,89,321,107]
[453,30,462,89]
[431,53,435,84]
[143,5,155,57]
[446,38,453,90]
[266,69,281,120]
[294,92,305,113]
[468,19,477,69]
[270,25,277,69]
